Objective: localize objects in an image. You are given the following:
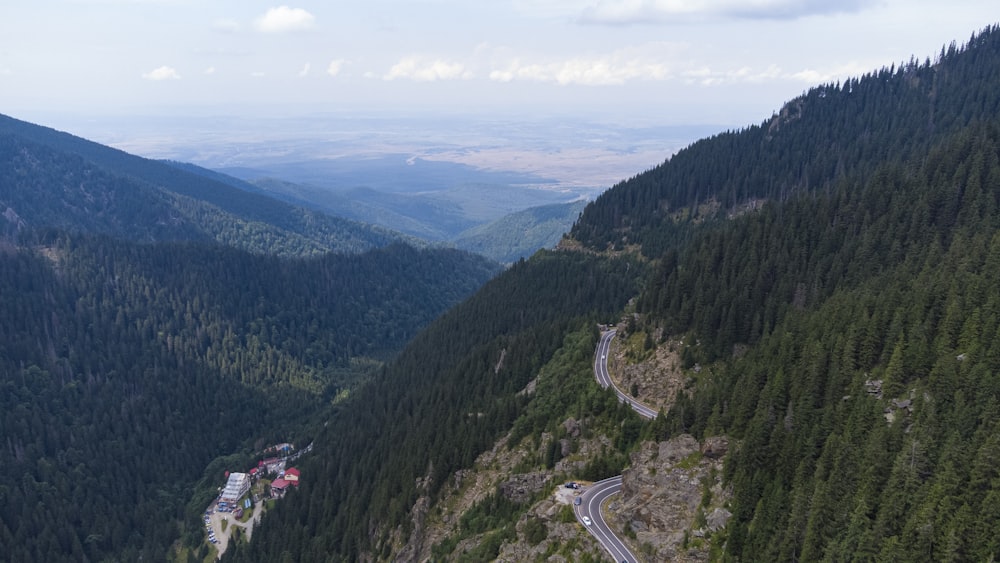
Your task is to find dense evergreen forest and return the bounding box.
[573,26,1000,257]
[219,24,1000,562]
[0,115,507,561]
[602,25,1000,562]
[0,204,498,562]
[649,123,1000,560]
[222,250,641,561]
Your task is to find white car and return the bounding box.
[582,516,592,526]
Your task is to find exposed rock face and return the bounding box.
[706,507,732,532]
[563,417,581,438]
[607,327,688,413]
[700,436,729,459]
[499,472,549,504]
[608,435,731,562]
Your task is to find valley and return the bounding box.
[3,16,1000,563]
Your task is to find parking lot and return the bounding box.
[204,500,263,558]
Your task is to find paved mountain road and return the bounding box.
[577,329,658,562]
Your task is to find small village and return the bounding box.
[202,442,312,559]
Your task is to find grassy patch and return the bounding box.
[675,451,703,470]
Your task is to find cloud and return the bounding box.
[298,63,311,77]
[384,57,471,81]
[327,59,345,77]
[255,6,316,33]
[578,0,878,25]
[142,66,181,80]
[789,61,875,84]
[204,66,216,75]
[484,43,836,87]
[488,44,682,85]
[491,57,670,85]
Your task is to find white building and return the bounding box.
[221,472,251,503]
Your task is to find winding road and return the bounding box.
[593,329,658,419]
[575,329,657,563]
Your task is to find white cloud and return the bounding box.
[578,0,878,25]
[204,66,216,75]
[384,57,471,81]
[491,57,669,85]
[484,42,843,88]
[789,61,874,84]
[255,6,316,33]
[213,19,240,33]
[327,59,345,77]
[251,71,266,77]
[298,63,311,77]
[142,66,180,80]
[488,44,682,85]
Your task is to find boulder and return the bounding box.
[706,508,732,531]
[700,436,729,459]
[563,417,581,438]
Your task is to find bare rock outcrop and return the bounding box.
[499,472,549,504]
[608,434,731,562]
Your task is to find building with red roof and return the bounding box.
[271,478,290,497]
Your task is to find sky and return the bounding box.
[1,1,998,191]
[2,0,996,127]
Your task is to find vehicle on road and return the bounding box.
[574,497,582,505]
[582,516,592,526]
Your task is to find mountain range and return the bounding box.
[4,21,1000,563]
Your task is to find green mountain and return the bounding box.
[243,176,588,262]
[0,116,503,562]
[0,114,406,257]
[218,154,570,240]
[220,24,1000,562]
[453,200,589,264]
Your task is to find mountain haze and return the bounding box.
[0,114,408,257]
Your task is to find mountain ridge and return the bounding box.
[218,23,1000,563]
[0,113,407,257]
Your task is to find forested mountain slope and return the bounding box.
[573,25,1000,257]
[454,200,589,264]
[0,234,498,562]
[596,26,1000,561]
[220,24,1000,562]
[647,123,1000,560]
[0,114,404,257]
[223,251,641,562]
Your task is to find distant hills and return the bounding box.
[453,200,588,264]
[0,113,408,257]
[220,156,585,262]
[0,112,595,263]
